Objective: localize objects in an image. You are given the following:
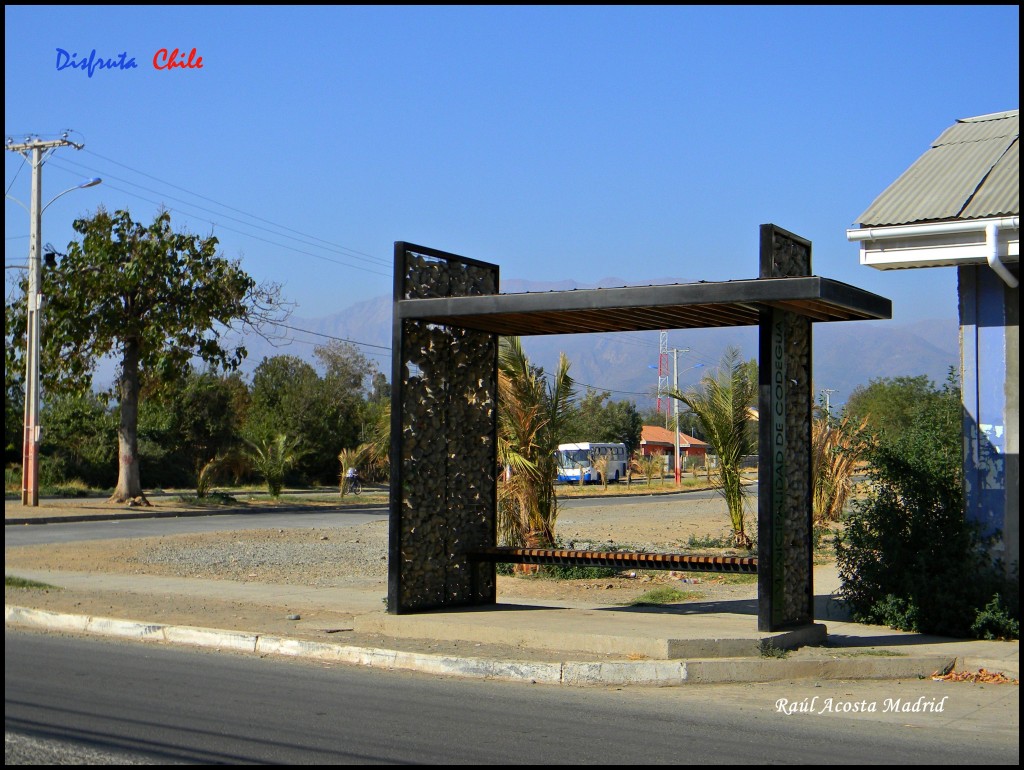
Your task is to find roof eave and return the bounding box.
[847,216,1020,270]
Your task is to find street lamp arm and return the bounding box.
[7,178,101,216]
[41,178,102,214]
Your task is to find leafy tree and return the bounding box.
[244,347,370,484]
[139,369,248,488]
[314,340,376,395]
[5,301,24,465]
[669,347,758,547]
[844,375,939,440]
[5,208,283,503]
[370,372,391,403]
[637,405,665,428]
[497,337,575,549]
[563,388,643,454]
[39,392,117,488]
[836,372,1018,638]
[244,355,322,473]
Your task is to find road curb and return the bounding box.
[4,500,387,527]
[5,604,963,686]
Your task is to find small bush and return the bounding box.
[6,466,22,492]
[759,640,790,658]
[538,563,620,580]
[971,594,1020,641]
[627,587,699,606]
[685,533,729,549]
[812,524,834,554]
[836,373,1019,639]
[178,491,240,506]
[6,575,58,590]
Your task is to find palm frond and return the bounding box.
[668,346,756,546]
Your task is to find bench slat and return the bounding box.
[470,547,757,574]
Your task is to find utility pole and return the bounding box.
[821,388,838,417]
[6,134,86,506]
[670,346,690,486]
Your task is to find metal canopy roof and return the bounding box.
[396,276,892,336]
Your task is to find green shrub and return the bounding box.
[835,373,1018,639]
[627,587,699,606]
[971,594,1020,641]
[538,563,620,580]
[686,533,729,549]
[6,465,22,493]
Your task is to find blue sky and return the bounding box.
[5,6,1020,363]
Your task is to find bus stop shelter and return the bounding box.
[388,225,892,632]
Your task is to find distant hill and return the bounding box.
[233,279,959,410]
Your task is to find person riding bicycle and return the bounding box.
[344,466,362,492]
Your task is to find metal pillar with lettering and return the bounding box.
[757,225,815,632]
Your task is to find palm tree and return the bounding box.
[634,452,663,487]
[338,443,373,496]
[496,337,574,549]
[245,434,302,498]
[812,408,868,524]
[669,347,757,547]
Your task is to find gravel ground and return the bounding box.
[5,496,746,588]
[5,494,771,649]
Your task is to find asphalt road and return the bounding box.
[3,507,390,547]
[5,630,1018,765]
[3,491,730,547]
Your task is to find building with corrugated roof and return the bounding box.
[639,424,707,468]
[847,109,1018,579]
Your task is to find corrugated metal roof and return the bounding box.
[962,137,1019,219]
[641,425,706,447]
[855,110,1019,226]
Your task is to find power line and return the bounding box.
[574,380,655,397]
[262,320,391,352]
[45,170,392,279]
[47,158,392,277]
[81,148,391,267]
[5,154,26,194]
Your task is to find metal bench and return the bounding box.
[471,547,758,574]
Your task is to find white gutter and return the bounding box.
[846,216,1019,242]
[986,222,1019,288]
[847,216,1020,286]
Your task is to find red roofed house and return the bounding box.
[639,425,707,472]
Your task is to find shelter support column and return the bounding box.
[388,243,499,614]
[757,225,815,631]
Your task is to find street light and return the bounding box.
[7,174,102,506]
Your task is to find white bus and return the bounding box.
[556,442,629,484]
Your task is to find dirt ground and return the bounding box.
[5,492,769,649]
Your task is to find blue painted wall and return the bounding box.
[959,264,1019,575]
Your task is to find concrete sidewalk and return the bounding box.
[6,563,1018,687]
[5,498,1019,687]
